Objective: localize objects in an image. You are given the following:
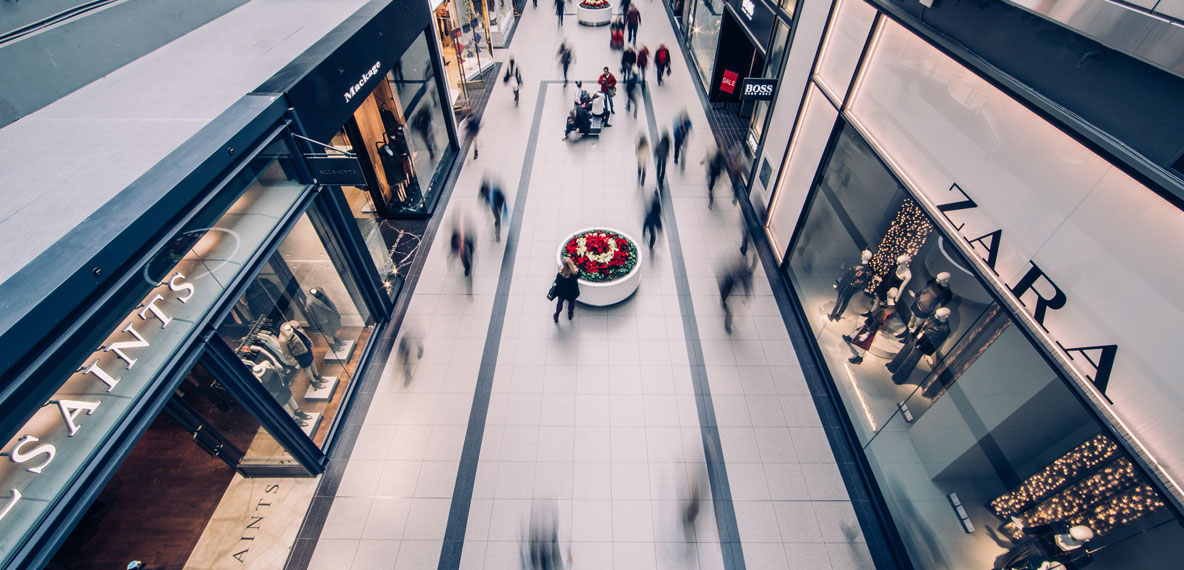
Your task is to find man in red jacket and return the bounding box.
[598,67,617,114]
[655,44,671,85]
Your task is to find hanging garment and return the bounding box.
[248,342,285,371]
[257,366,291,401]
[257,332,297,367]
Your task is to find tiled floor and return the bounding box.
[303,2,874,569]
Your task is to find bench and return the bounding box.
[586,116,603,137]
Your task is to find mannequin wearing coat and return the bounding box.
[843,287,898,365]
[280,320,325,390]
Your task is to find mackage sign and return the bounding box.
[0,272,197,527]
[344,60,382,103]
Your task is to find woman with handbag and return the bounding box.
[550,258,581,323]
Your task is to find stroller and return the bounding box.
[609,17,624,49]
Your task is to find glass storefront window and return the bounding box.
[334,32,454,218]
[746,21,790,169]
[813,0,876,101]
[217,210,374,449]
[784,122,1184,569]
[0,135,305,562]
[691,0,723,84]
[434,0,494,106]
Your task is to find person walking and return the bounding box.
[672,110,691,167]
[718,261,754,334]
[551,258,581,322]
[641,190,662,250]
[597,67,617,114]
[623,72,639,117]
[636,135,650,186]
[703,147,726,208]
[396,331,424,387]
[554,0,565,26]
[511,67,523,106]
[411,106,437,160]
[625,4,641,44]
[635,45,650,85]
[479,178,508,242]
[558,45,574,86]
[450,221,475,277]
[654,43,671,85]
[654,131,671,187]
[620,45,636,82]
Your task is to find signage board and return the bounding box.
[306,156,367,186]
[739,77,777,100]
[720,70,739,94]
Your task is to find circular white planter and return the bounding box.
[577,3,613,26]
[557,228,642,306]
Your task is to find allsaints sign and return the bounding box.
[0,273,197,523]
[936,183,1117,397]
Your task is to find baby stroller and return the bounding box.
[609,17,625,49]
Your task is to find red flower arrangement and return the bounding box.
[563,229,638,282]
[580,0,610,8]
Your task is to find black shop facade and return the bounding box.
[0,2,455,569]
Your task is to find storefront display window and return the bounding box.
[745,21,790,172]
[218,210,374,448]
[392,33,453,208]
[690,0,723,84]
[0,137,306,560]
[783,122,1184,569]
[434,0,495,105]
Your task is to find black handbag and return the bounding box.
[547,281,558,301]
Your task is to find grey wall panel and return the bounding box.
[0,0,248,127]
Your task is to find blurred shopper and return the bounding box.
[636,135,650,186]
[718,260,754,334]
[654,43,671,85]
[521,502,571,570]
[554,0,565,26]
[511,67,523,106]
[672,110,691,168]
[636,45,650,85]
[642,190,662,251]
[623,72,640,118]
[478,177,509,242]
[558,44,574,86]
[625,4,641,43]
[621,45,636,82]
[654,130,671,188]
[450,216,475,279]
[703,147,726,208]
[551,257,581,322]
[395,326,424,387]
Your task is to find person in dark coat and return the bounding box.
[653,131,671,187]
[642,190,662,250]
[552,258,581,322]
[620,45,636,82]
[719,261,754,334]
[672,110,692,167]
[635,45,650,85]
[625,5,641,43]
[703,148,727,208]
[479,178,509,242]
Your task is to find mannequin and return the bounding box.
[829,250,873,321]
[886,307,951,383]
[249,360,311,425]
[843,287,898,365]
[900,271,953,337]
[255,330,297,368]
[993,520,1094,570]
[304,288,345,350]
[279,320,325,390]
[876,254,912,302]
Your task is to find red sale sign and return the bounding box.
[720,69,738,94]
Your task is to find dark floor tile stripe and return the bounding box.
[437,80,552,570]
[642,88,747,570]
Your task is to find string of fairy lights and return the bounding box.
[992,434,1166,539]
[866,200,933,293]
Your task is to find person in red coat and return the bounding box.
[636,45,650,84]
[597,67,617,114]
[655,44,671,85]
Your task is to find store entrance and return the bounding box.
[47,364,307,570]
[710,10,764,118]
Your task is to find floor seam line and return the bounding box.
[642,87,748,570]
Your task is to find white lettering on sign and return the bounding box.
[344,61,383,104]
[743,82,775,98]
[0,273,197,523]
[741,0,756,19]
